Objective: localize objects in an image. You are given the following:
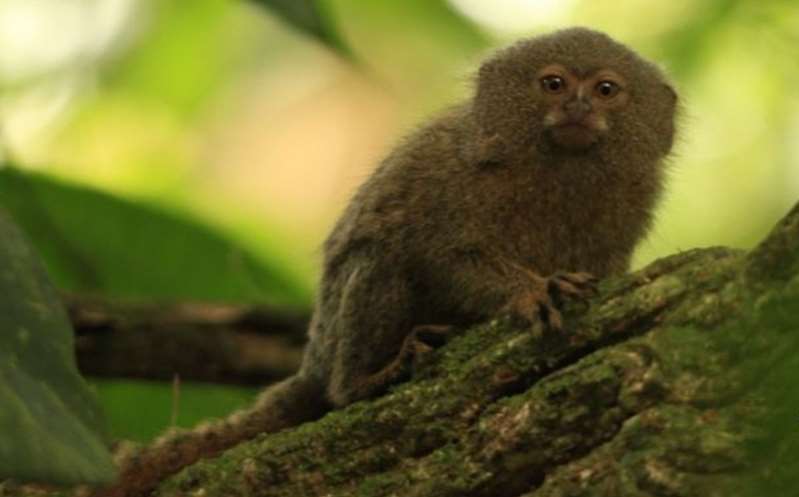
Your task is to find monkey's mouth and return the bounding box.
[549,123,599,150]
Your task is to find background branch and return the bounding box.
[66,297,308,385]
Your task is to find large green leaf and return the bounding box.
[0,209,115,484]
[101,0,351,119]
[0,166,310,305]
[250,0,353,56]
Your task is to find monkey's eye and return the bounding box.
[595,81,620,98]
[540,76,566,94]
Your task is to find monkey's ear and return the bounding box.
[663,82,678,104]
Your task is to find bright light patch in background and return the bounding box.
[0,0,141,159]
[448,0,576,34]
[0,1,85,80]
[0,0,139,81]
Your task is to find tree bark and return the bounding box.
[11,202,799,497]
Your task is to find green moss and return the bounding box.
[153,235,799,496]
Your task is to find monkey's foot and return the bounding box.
[344,325,453,401]
[548,271,597,303]
[506,272,597,330]
[401,325,454,364]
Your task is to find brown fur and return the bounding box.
[96,27,677,496]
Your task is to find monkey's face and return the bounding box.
[536,64,629,151]
[473,28,677,164]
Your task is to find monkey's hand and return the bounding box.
[504,272,597,330]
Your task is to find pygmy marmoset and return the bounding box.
[102,27,677,497]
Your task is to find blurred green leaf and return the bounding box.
[0,209,115,485]
[327,0,489,108]
[250,0,353,57]
[92,380,258,443]
[103,0,235,117]
[657,0,741,78]
[333,0,487,47]
[101,0,351,118]
[0,165,310,305]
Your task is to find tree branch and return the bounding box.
[66,296,308,385]
[10,201,799,497]
[155,245,754,497]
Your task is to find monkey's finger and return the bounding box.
[549,279,594,309]
[556,271,599,286]
[411,339,435,356]
[538,301,563,331]
[549,278,583,297]
[551,273,598,298]
[397,335,421,365]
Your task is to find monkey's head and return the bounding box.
[473,27,677,163]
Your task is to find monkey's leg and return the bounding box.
[326,266,452,406]
[333,324,453,406]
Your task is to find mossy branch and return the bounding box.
[8,201,799,497]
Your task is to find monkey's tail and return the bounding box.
[94,374,328,497]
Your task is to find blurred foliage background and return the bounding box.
[1,0,797,442]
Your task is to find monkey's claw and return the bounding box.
[548,271,598,303]
[544,271,597,329]
[537,300,564,331]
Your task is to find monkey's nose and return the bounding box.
[564,98,592,122]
